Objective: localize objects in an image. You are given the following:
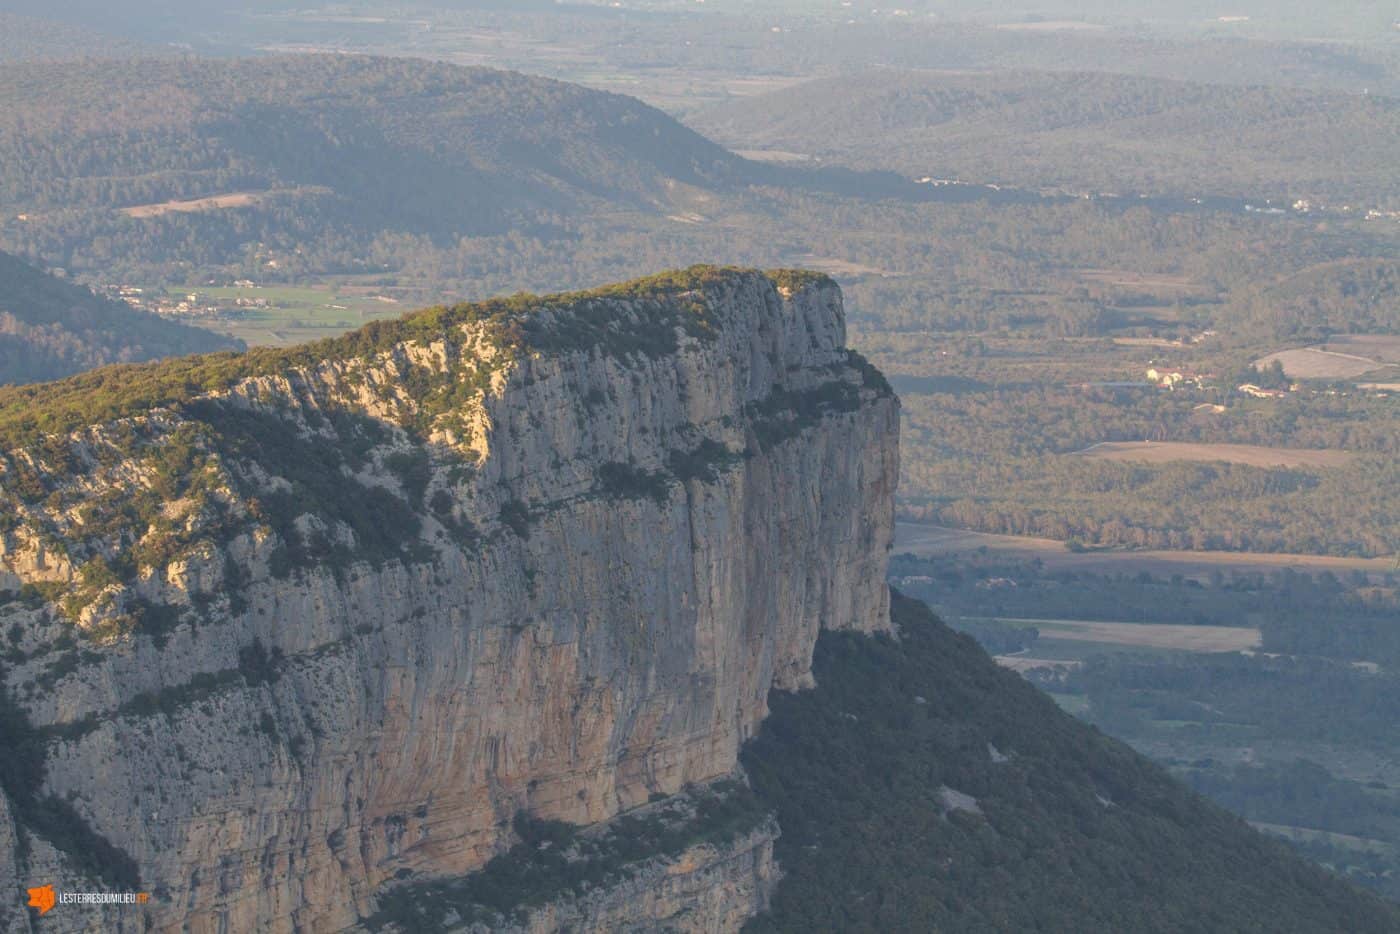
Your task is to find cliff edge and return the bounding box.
[0,267,898,932]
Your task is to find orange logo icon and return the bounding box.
[27,884,56,915]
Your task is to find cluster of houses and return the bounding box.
[1145,367,1291,399]
[108,283,267,319]
[1145,366,1211,390]
[1236,383,1290,399]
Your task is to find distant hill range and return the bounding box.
[0,55,765,282]
[0,12,160,62]
[692,69,1400,206]
[0,250,239,385]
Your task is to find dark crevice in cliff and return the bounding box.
[39,636,287,743]
[362,781,770,931]
[0,664,141,890]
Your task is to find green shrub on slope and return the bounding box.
[742,592,1400,933]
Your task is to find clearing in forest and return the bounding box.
[122,192,266,217]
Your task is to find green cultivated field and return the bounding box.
[193,284,412,347]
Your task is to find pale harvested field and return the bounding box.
[894,522,1397,580]
[1254,346,1385,380]
[732,149,812,164]
[1076,269,1198,291]
[1017,619,1261,652]
[899,524,1065,556]
[1112,337,1186,349]
[796,256,902,278]
[717,76,812,98]
[1074,440,1353,469]
[122,192,263,218]
[995,655,1082,673]
[1325,335,1400,364]
[994,20,1108,31]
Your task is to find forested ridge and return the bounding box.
[0,249,237,386]
[0,55,760,280]
[0,264,777,450]
[693,69,1400,205]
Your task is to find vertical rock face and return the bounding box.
[496,820,782,934]
[0,268,898,932]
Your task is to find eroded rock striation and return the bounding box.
[0,267,897,932]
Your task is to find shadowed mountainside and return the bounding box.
[0,249,239,386]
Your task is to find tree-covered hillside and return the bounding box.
[0,250,239,386]
[742,592,1400,932]
[693,70,1400,205]
[0,55,761,281]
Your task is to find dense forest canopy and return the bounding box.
[693,69,1400,205]
[741,593,1400,932]
[0,249,238,386]
[0,55,760,276]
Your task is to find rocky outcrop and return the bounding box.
[0,268,898,932]
[363,781,781,934]
[498,821,780,934]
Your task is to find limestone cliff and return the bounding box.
[0,267,898,932]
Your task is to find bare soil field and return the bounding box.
[122,192,264,218]
[895,522,1397,581]
[1074,440,1353,469]
[1015,619,1261,652]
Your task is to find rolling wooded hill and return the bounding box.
[0,250,238,385]
[692,69,1400,205]
[742,592,1400,932]
[0,54,765,280]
